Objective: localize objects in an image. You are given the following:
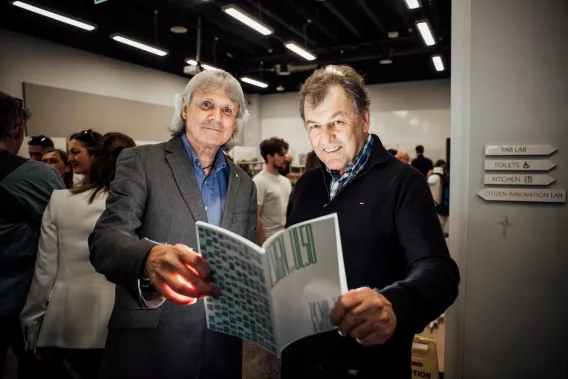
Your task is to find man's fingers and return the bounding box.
[161,282,198,305]
[330,290,365,326]
[174,244,211,279]
[348,320,377,341]
[356,330,390,346]
[173,259,220,297]
[336,302,370,336]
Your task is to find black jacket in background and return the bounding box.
[411,155,434,178]
[282,135,459,379]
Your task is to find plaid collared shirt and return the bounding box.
[327,134,374,200]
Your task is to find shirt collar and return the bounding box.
[327,134,373,180]
[181,133,227,173]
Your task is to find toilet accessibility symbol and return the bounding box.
[523,161,530,169]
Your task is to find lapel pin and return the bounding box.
[236,173,239,178]
[360,202,365,205]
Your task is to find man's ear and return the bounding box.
[181,99,188,120]
[14,123,25,139]
[362,109,371,133]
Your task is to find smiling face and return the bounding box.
[303,86,370,175]
[182,89,238,151]
[67,139,93,175]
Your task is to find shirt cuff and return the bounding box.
[138,278,166,308]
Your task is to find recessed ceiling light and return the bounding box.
[404,0,421,9]
[241,77,268,88]
[201,63,220,71]
[276,85,285,92]
[12,1,96,31]
[185,59,221,71]
[380,58,393,65]
[170,26,188,34]
[111,34,168,56]
[416,20,436,46]
[432,55,444,71]
[222,5,273,36]
[284,41,317,61]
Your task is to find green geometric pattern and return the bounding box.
[198,226,276,353]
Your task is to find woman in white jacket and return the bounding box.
[21,132,136,379]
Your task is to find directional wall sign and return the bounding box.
[484,174,556,186]
[478,188,566,203]
[485,144,557,156]
[485,160,556,171]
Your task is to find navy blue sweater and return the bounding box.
[282,135,459,378]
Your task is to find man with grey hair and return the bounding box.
[284,65,459,378]
[89,70,257,378]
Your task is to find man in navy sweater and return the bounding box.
[283,65,460,378]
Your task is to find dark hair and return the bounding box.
[72,132,136,203]
[28,135,54,148]
[415,145,425,154]
[434,159,446,167]
[299,65,370,121]
[387,148,398,156]
[259,137,288,163]
[69,129,103,150]
[42,148,73,189]
[304,151,320,171]
[0,92,31,140]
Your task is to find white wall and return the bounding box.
[0,29,187,106]
[447,0,568,378]
[259,80,450,163]
[0,28,188,155]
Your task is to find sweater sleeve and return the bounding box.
[379,172,460,335]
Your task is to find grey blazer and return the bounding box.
[89,136,257,379]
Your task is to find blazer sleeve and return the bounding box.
[379,172,460,335]
[20,193,60,351]
[247,184,258,244]
[89,148,159,304]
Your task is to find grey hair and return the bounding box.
[169,70,249,152]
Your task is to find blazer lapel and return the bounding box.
[220,160,241,230]
[164,137,207,223]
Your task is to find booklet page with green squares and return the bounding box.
[196,213,347,357]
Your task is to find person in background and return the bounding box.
[277,139,292,177]
[395,150,410,164]
[67,129,102,187]
[27,135,54,161]
[428,159,449,231]
[284,65,459,378]
[411,145,434,178]
[0,92,65,378]
[253,137,292,245]
[41,149,73,189]
[387,148,398,156]
[88,70,258,379]
[21,132,135,379]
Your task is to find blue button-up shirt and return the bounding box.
[181,134,229,226]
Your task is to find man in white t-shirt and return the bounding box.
[253,137,292,245]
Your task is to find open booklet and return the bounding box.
[195,213,347,357]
